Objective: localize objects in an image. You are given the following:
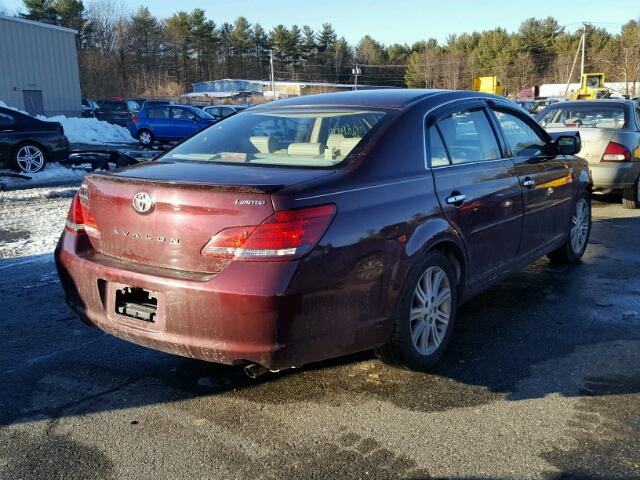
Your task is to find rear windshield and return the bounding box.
[538,103,627,129]
[101,101,126,111]
[163,109,387,168]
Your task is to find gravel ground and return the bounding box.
[0,194,638,480]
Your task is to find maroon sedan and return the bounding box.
[55,90,591,375]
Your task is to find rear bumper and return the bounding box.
[55,232,388,369]
[590,161,640,190]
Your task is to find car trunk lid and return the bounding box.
[82,160,334,274]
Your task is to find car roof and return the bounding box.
[546,99,632,107]
[250,89,501,110]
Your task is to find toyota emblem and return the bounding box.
[132,192,154,214]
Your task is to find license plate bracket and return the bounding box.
[114,286,158,323]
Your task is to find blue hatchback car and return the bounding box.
[128,105,217,146]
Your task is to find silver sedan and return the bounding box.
[537,99,640,208]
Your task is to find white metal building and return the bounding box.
[0,15,82,116]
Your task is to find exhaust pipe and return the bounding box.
[244,363,268,379]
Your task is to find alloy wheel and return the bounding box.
[16,145,45,173]
[139,131,152,145]
[409,266,452,356]
[570,198,590,254]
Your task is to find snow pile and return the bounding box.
[0,163,87,190]
[0,100,135,145]
[42,114,135,144]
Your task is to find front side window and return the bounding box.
[163,109,387,168]
[172,108,195,121]
[494,110,547,157]
[436,109,501,164]
[538,104,627,129]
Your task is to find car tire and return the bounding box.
[138,129,154,147]
[11,143,47,174]
[622,177,640,209]
[375,250,458,371]
[547,192,591,263]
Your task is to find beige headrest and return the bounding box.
[339,138,362,156]
[250,136,276,153]
[287,143,324,156]
[326,133,346,149]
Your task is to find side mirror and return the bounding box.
[555,134,581,155]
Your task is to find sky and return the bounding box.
[2,0,639,45]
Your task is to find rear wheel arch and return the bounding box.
[429,240,466,290]
[403,233,468,306]
[406,219,468,293]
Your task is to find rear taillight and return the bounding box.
[131,116,140,123]
[601,142,631,162]
[202,204,336,261]
[65,188,99,237]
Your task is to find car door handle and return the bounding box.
[523,178,535,188]
[446,194,466,205]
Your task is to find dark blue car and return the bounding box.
[128,105,217,146]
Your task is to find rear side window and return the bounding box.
[538,104,627,129]
[428,127,449,167]
[493,110,547,157]
[0,112,15,127]
[436,109,501,164]
[127,101,140,111]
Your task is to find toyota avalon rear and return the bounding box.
[56,90,592,374]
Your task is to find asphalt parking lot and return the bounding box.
[0,193,639,480]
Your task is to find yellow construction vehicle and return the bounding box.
[570,73,610,100]
[471,76,504,96]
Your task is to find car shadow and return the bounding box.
[1,214,639,426]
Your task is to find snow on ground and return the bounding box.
[0,100,135,145]
[0,163,87,190]
[0,185,76,259]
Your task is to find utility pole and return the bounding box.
[623,47,629,96]
[352,64,361,90]
[269,50,276,100]
[564,24,586,98]
[580,23,587,78]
